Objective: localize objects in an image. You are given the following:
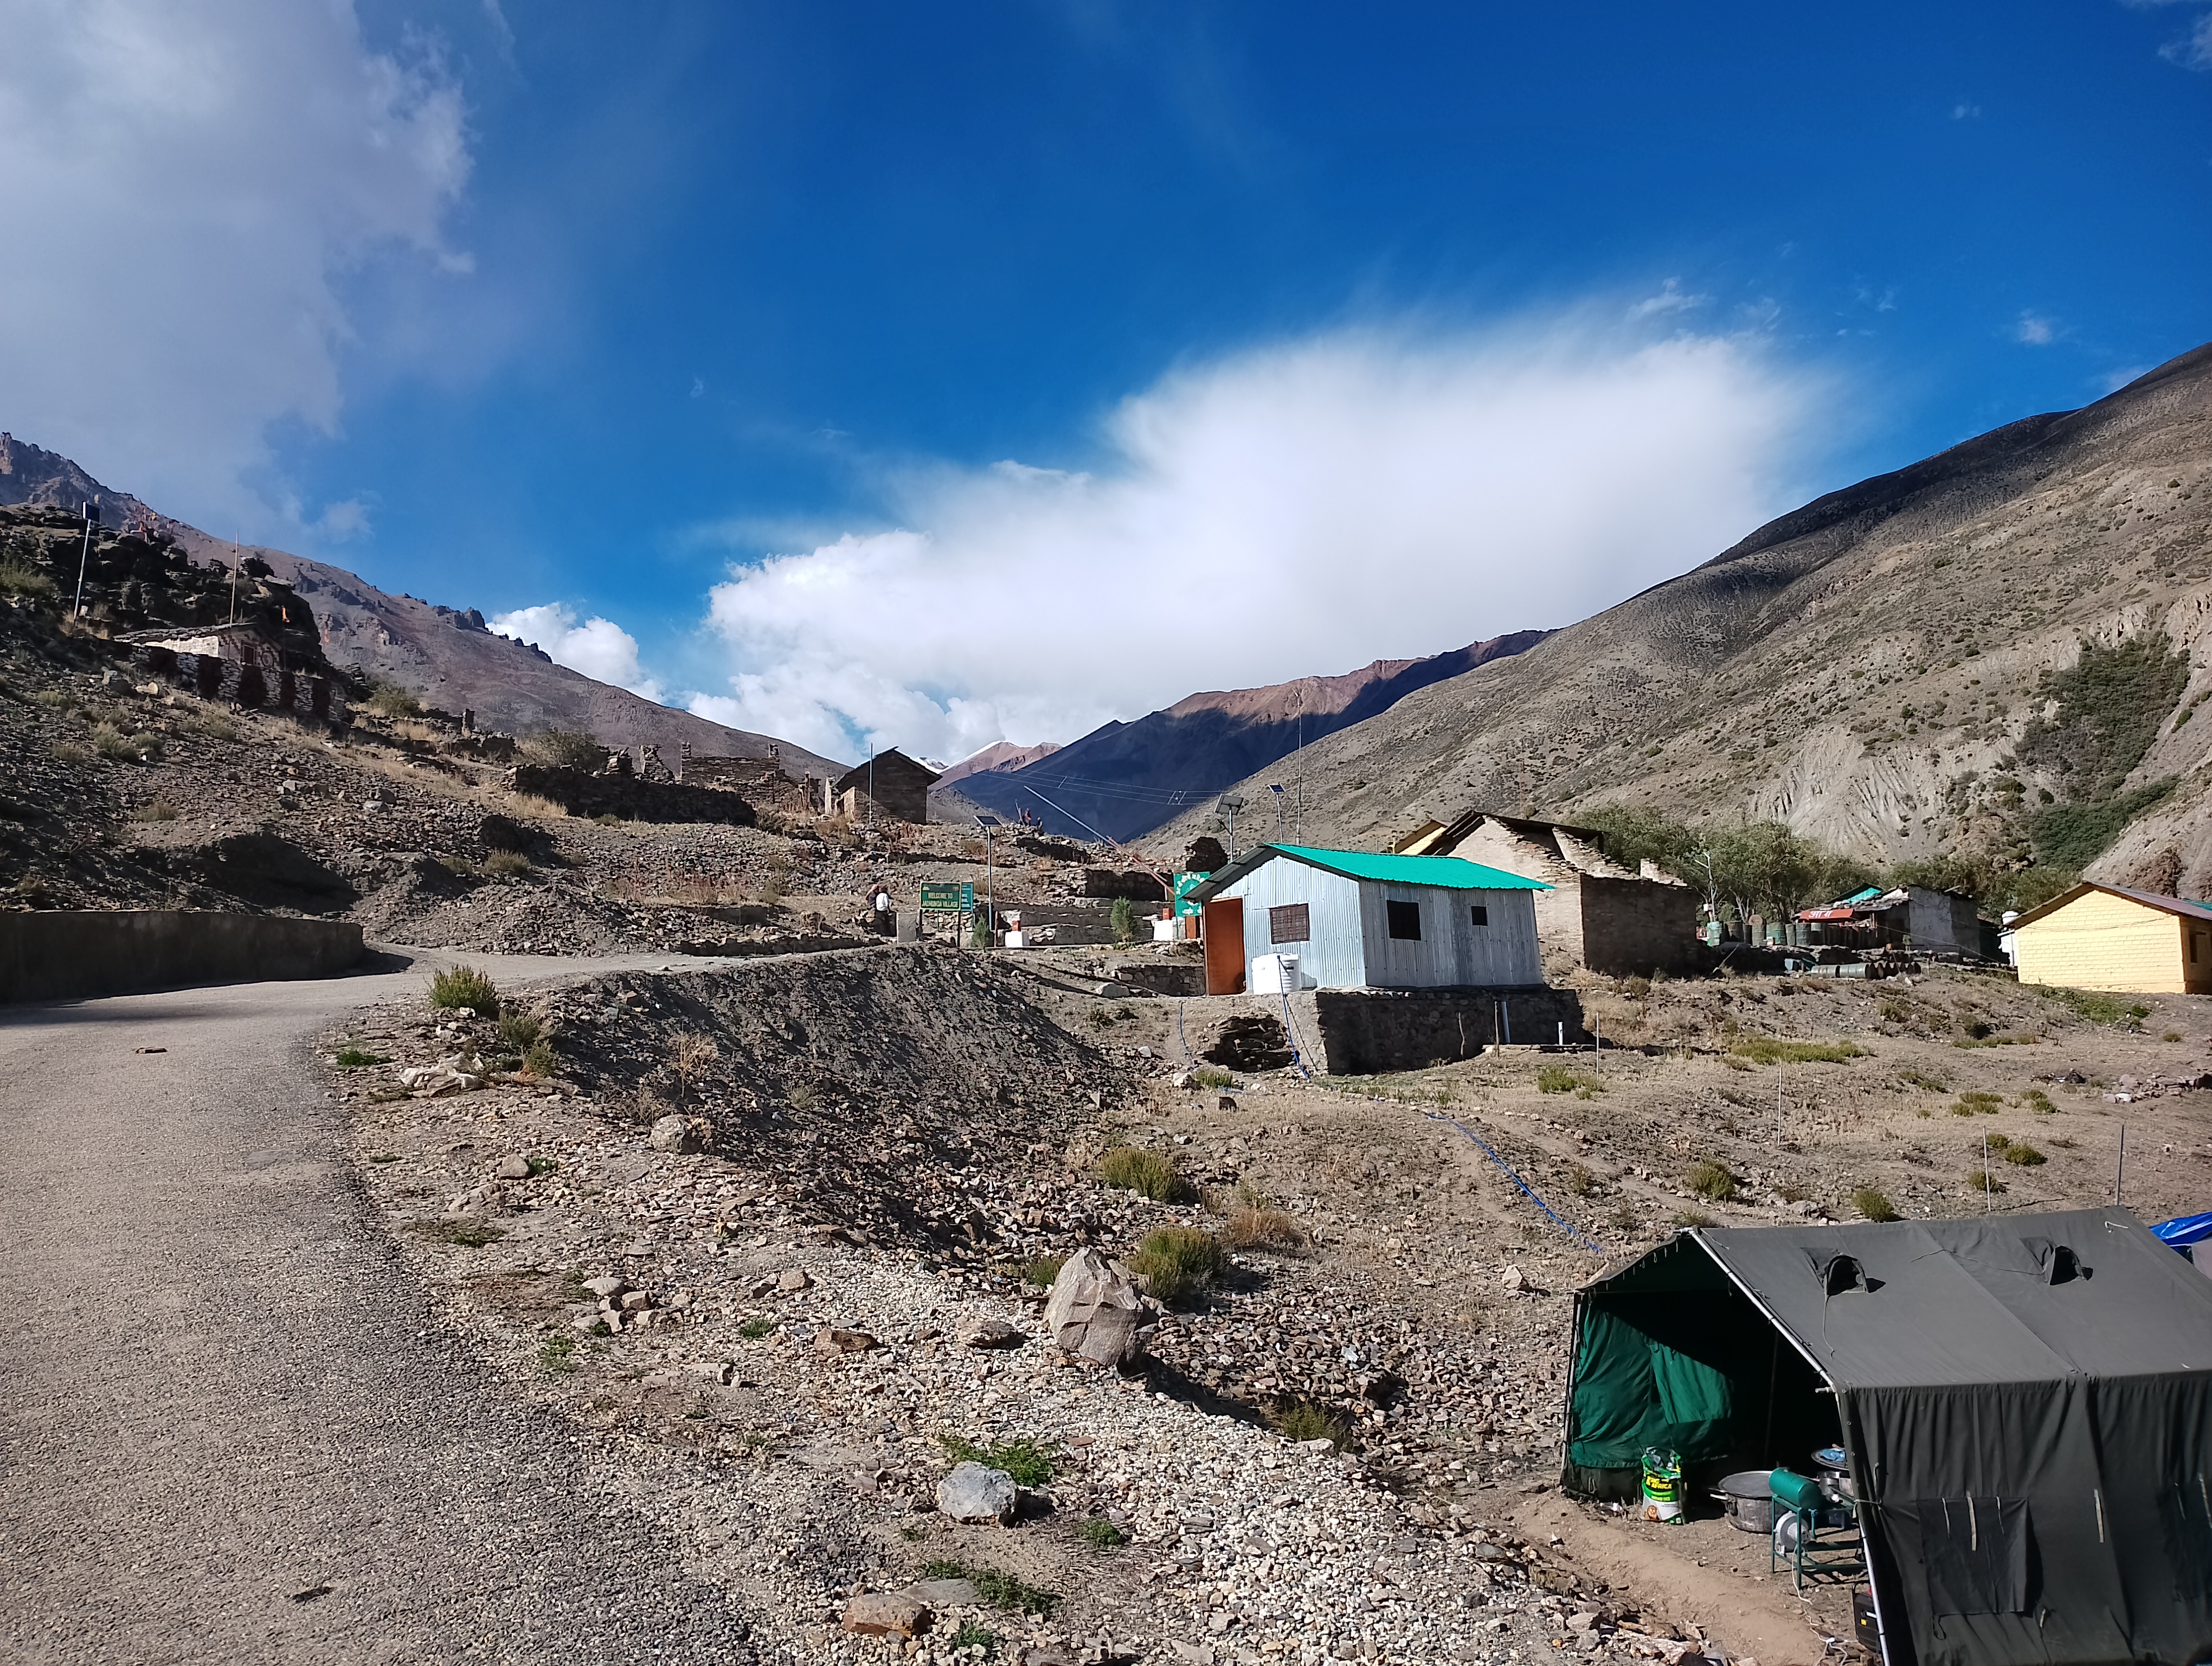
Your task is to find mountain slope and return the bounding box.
[1155,343,2212,896]
[957,630,1551,842]
[0,434,841,775]
[936,740,1060,786]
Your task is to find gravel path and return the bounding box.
[0,953,759,1665]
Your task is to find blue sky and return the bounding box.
[5,2,2210,762]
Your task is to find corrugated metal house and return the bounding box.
[2008,881,2212,995]
[1403,811,1697,976]
[1186,844,1547,996]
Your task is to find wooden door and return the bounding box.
[1204,899,1246,995]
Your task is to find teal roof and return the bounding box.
[1266,843,1551,892]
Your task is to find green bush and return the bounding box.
[1965,1169,2007,1195]
[1189,1065,1235,1088]
[483,848,532,878]
[525,727,605,770]
[919,1560,1058,1617]
[1686,1159,1738,1201]
[1729,1036,1867,1065]
[0,558,56,600]
[1265,1400,1350,1451]
[1022,1254,1066,1287]
[2002,1143,2047,1167]
[738,1317,775,1340]
[1538,1064,1604,1094]
[520,1038,558,1080]
[1098,1146,1191,1203]
[1672,1210,1716,1228]
[1851,1186,1899,1222]
[332,1047,387,1069]
[497,1007,543,1050]
[366,681,423,719]
[428,965,499,1014]
[938,1434,1056,1486]
[1130,1225,1227,1306]
[2042,986,2151,1027]
[1076,1516,1127,1549]
[411,1217,505,1247]
[1109,895,1137,944]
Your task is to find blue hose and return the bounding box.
[1423,1109,1604,1255]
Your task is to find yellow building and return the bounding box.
[2009,882,2212,995]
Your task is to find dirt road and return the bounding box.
[0,952,760,1665]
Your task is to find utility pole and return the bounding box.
[866,745,874,830]
[1220,794,1245,855]
[71,501,99,617]
[229,536,242,623]
[975,815,1000,950]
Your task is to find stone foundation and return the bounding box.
[125,643,349,725]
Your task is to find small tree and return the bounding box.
[1109,895,1136,944]
[525,727,606,771]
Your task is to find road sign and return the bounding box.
[919,882,974,914]
[1172,870,1207,918]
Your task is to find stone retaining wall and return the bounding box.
[0,909,364,1003]
[507,764,758,826]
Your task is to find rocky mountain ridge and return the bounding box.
[1155,342,2212,901]
[955,630,1551,843]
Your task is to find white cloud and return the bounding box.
[1627,279,1708,321]
[2164,11,2212,65]
[0,1,471,537]
[491,603,664,701]
[1951,101,1983,119]
[2015,312,2059,345]
[692,313,1831,765]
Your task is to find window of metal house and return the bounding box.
[1469,905,1489,928]
[1269,904,1310,944]
[1386,900,1422,940]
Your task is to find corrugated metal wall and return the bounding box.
[1214,855,1544,988]
[1214,861,1367,986]
[1359,881,1541,988]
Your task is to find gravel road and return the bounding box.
[0,952,761,1665]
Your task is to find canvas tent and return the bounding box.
[1562,1209,2212,1666]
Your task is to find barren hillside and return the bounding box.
[1156,344,2212,897]
[0,434,840,773]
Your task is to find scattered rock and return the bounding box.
[937,1460,1019,1524]
[840,1591,929,1637]
[583,1274,627,1299]
[1040,1247,1151,1369]
[908,1577,980,1606]
[494,1154,531,1180]
[685,1360,735,1383]
[649,1113,708,1153]
[814,1327,878,1355]
[1500,1266,1527,1293]
[776,1267,813,1293]
[955,1315,1027,1349]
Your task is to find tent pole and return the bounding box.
[1759,1330,1780,1465]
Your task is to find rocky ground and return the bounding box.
[321,937,2212,1665]
[0,607,1114,956]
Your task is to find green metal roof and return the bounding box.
[1264,843,1551,892]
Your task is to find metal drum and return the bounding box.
[1713,1470,1773,1534]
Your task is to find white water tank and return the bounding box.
[1250,952,1301,994]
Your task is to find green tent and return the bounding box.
[1561,1209,2212,1666]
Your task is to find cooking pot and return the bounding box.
[1713,1470,1773,1534]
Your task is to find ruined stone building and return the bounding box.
[1396,811,1699,976]
[831,748,941,824]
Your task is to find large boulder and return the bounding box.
[1041,1248,1152,1369]
[937,1461,1018,1524]
[841,1592,928,1637]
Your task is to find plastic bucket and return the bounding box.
[1639,1447,1684,1523]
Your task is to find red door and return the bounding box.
[1204,899,1246,995]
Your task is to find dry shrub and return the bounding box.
[671,1030,722,1096]
[483,848,532,878]
[509,793,569,819]
[1223,1201,1307,1251]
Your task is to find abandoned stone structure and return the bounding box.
[1403,811,1699,977]
[506,764,756,826]
[120,624,350,726]
[683,745,818,815]
[831,748,940,823]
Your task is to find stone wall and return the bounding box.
[1577,876,1702,976]
[507,764,758,826]
[125,642,349,725]
[0,909,363,1003]
[1288,985,1589,1075]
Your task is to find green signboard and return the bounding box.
[919,882,975,914]
[1172,870,1207,918]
